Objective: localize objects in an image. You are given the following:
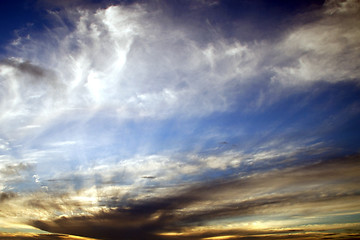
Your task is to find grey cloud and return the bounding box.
[0,192,16,203]
[29,154,360,240]
[30,191,360,240]
[142,176,156,179]
[25,197,68,212]
[0,58,61,88]
[0,162,34,177]
[0,59,44,77]
[0,233,96,240]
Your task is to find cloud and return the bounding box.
[1,0,358,131]
[0,162,33,177]
[1,142,355,231]
[270,0,360,84]
[0,0,358,158]
[25,154,360,240]
[0,192,16,203]
[0,162,36,191]
[0,232,98,240]
[0,1,359,239]
[0,59,45,77]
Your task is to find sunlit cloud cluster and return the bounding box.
[1,154,359,239]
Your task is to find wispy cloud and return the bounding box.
[2,0,358,127]
[0,0,359,239]
[270,0,360,84]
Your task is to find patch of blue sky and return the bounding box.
[211,82,360,149]
[0,227,48,234]
[20,81,360,177]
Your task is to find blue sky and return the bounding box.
[0,0,360,239]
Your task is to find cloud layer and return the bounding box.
[1,0,360,239]
[0,154,359,239]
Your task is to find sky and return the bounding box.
[0,0,360,239]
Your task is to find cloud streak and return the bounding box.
[18,154,359,239]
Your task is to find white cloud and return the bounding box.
[0,0,358,187]
[270,0,360,84]
[2,4,262,125]
[2,0,358,138]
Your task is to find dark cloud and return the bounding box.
[1,231,359,240]
[0,192,16,203]
[0,58,61,87]
[0,59,45,77]
[25,197,66,212]
[141,176,156,179]
[30,154,360,240]
[0,233,97,240]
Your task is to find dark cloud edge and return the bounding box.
[28,153,360,240]
[0,232,97,240]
